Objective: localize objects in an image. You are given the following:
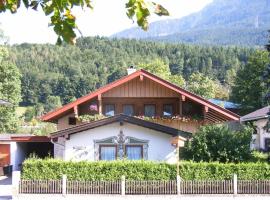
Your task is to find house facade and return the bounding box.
[42,69,239,163]
[241,106,270,152]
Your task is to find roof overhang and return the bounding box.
[0,134,50,142]
[50,114,192,140]
[241,115,269,122]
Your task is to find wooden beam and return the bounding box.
[204,106,209,113]
[98,94,102,115]
[181,95,186,102]
[140,74,144,81]
[179,97,183,116]
[74,105,78,117]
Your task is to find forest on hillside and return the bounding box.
[8,37,254,108]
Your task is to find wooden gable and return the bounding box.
[103,77,179,98]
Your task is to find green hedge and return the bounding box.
[21,159,270,181]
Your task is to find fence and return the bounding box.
[17,174,270,195]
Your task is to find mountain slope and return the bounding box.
[112,0,270,46]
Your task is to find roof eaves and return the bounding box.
[241,115,269,122]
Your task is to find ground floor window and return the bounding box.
[94,134,148,161]
[265,138,270,152]
[125,145,143,160]
[99,145,117,160]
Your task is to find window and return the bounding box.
[125,145,143,160]
[123,105,134,116]
[68,117,76,125]
[105,104,115,116]
[144,105,156,117]
[163,104,173,117]
[99,145,117,160]
[265,139,270,152]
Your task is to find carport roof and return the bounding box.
[0,134,50,142]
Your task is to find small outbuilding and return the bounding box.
[0,134,53,175]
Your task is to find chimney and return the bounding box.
[127,66,136,75]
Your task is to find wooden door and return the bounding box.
[0,144,10,166]
[265,139,270,152]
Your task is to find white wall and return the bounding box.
[9,142,28,171]
[64,122,177,163]
[253,119,270,150]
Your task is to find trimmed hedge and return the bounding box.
[21,159,270,181]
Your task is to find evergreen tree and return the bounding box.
[231,51,269,114]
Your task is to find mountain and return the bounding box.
[112,0,270,46]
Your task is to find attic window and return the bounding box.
[68,117,77,125]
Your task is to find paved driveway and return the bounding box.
[0,176,12,200]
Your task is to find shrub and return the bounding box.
[181,124,252,163]
[21,159,270,181]
[250,151,269,162]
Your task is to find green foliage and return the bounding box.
[187,72,223,99]
[231,50,270,114]
[77,114,106,123]
[21,159,270,180]
[138,58,185,87]
[44,95,62,112]
[181,124,253,163]
[249,151,269,163]
[0,47,21,133]
[0,0,168,44]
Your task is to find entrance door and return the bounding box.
[0,144,10,166]
[265,139,270,152]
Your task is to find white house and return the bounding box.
[241,106,270,151]
[51,114,190,163]
[43,69,240,163]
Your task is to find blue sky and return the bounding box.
[0,0,212,44]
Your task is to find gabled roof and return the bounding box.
[241,106,270,122]
[0,134,50,142]
[42,69,240,122]
[50,114,192,139]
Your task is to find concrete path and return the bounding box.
[12,194,270,200]
[0,176,12,200]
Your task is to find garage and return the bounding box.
[0,134,53,175]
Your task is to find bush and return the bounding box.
[181,124,252,163]
[21,159,270,181]
[250,151,269,162]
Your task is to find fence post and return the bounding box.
[177,175,181,195]
[233,174,238,195]
[62,174,67,195]
[121,175,125,195]
[12,170,21,196]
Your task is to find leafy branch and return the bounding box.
[0,0,169,44]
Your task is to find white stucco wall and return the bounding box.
[9,142,27,171]
[63,122,177,163]
[252,119,270,150]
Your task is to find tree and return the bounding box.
[263,31,270,105]
[0,47,21,133]
[0,0,168,44]
[187,72,221,99]
[138,58,185,87]
[181,124,252,163]
[44,96,62,112]
[231,51,269,114]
